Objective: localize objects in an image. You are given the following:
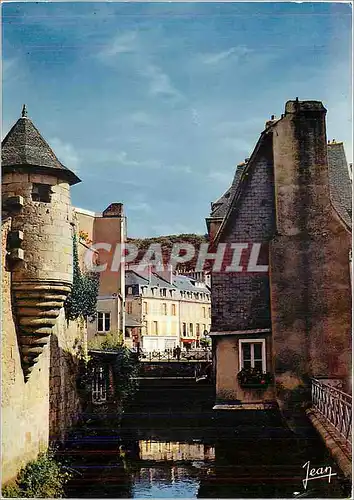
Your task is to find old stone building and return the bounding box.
[207,100,352,410]
[125,267,211,351]
[1,107,89,484]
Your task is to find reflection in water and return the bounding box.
[129,441,215,497]
[65,411,350,499]
[132,467,200,498]
[138,440,215,462]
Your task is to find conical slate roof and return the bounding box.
[2,106,81,185]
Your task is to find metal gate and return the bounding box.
[92,365,108,404]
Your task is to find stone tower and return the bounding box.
[2,105,81,380]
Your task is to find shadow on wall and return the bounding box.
[49,334,84,445]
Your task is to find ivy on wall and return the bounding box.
[65,233,99,321]
[77,333,139,416]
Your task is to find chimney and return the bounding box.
[103,203,124,218]
[157,263,173,284]
[273,99,328,235]
[168,263,173,284]
[265,115,277,129]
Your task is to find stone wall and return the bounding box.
[49,310,87,443]
[2,219,50,484]
[270,101,352,401]
[2,219,87,485]
[3,172,73,283]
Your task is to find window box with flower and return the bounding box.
[237,367,273,389]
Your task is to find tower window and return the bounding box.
[32,183,52,203]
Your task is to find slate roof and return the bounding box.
[210,163,246,218]
[327,142,352,228]
[210,141,352,235]
[2,109,81,185]
[172,274,210,292]
[126,269,210,293]
[125,269,176,289]
[125,269,150,286]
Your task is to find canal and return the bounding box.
[63,381,350,498]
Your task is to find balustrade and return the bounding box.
[311,378,352,445]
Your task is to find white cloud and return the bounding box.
[3,58,17,78]
[116,151,161,169]
[191,108,200,126]
[128,202,153,213]
[150,222,197,237]
[130,111,156,126]
[221,137,252,154]
[50,137,81,173]
[207,171,232,184]
[213,117,264,135]
[201,46,252,65]
[169,164,193,174]
[142,63,181,99]
[98,31,138,59]
[97,31,182,101]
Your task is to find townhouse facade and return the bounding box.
[125,268,211,351]
[74,204,126,343]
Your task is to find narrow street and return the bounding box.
[63,382,350,498]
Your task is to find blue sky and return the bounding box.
[2,2,352,237]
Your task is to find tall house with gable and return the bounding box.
[207,100,352,411]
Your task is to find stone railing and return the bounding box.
[311,378,352,445]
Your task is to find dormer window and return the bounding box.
[32,183,52,203]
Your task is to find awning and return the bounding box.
[125,316,143,328]
[181,338,194,343]
[209,328,271,336]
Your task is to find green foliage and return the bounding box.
[109,346,140,405]
[87,331,124,351]
[199,337,211,348]
[127,233,209,272]
[127,233,208,249]
[65,233,99,321]
[2,451,72,498]
[78,335,139,411]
